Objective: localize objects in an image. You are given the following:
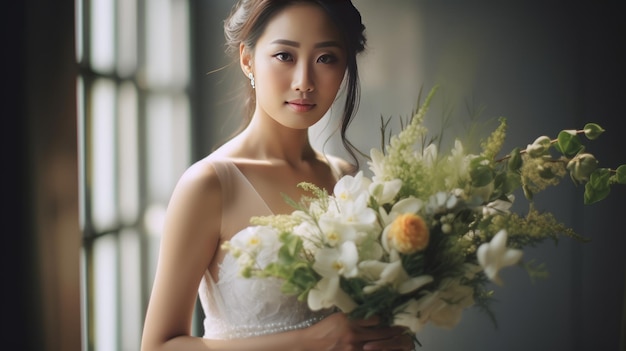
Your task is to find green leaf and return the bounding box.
[584,168,611,204]
[508,147,522,171]
[470,156,494,187]
[277,234,303,264]
[502,172,522,195]
[616,165,626,184]
[583,123,605,140]
[556,130,584,157]
[286,266,318,291]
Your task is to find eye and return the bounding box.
[317,54,337,64]
[273,52,293,62]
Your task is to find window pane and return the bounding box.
[117,82,139,225]
[145,93,190,203]
[75,0,84,62]
[171,0,190,86]
[145,0,189,87]
[93,234,119,351]
[77,77,87,230]
[91,78,118,231]
[117,0,137,76]
[90,0,115,72]
[119,229,142,350]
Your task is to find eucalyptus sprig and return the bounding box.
[493,122,626,204]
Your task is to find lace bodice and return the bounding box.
[198,234,330,339]
[197,159,337,339]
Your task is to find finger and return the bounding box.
[362,334,414,351]
[356,324,408,341]
[352,315,381,328]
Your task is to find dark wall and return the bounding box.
[4,1,81,350]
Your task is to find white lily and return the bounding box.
[482,194,515,216]
[477,229,523,285]
[368,148,387,182]
[379,197,424,226]
[333,171,371,203]
[422,143,438,167]
[368,178,402,205]
[313,241,359,279]
[307,275,357,312]
[330,192,378,231]
[393,293,440,333]
[428,278,475,329]
[317,216,359,247]
[360,250,433,294]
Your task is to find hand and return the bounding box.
[362,327,415,351]
[304,313,415,351]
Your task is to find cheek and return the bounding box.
[256,63,288,89]
[320,70,346,95]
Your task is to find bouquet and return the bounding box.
[223,87,625,341]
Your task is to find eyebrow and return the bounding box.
[270,39,342,49]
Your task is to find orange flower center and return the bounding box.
[388,213,430,254]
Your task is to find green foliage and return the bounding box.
[583,123,605,140]
[584,168,612,204]
[555,130,584,157]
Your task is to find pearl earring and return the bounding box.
[248,72,255,89]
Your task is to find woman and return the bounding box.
[141,1,415,350]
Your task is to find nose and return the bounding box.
[292,62,315,92]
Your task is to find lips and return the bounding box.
[286,99,316,112]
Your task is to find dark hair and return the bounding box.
[223,0,367,165]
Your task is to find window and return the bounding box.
[76,0,191,349]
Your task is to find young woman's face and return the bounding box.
[249,3,347,130]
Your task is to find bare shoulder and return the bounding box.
[162,157,225,241]
[172,158,222,203]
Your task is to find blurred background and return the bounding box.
[6,0,625,350]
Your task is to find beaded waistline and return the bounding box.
[203,315,327,339]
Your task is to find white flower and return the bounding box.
[444,140,471,189]
[307,275,357,312]
[225,226,282,274]
[359,250,433,294]
[317,216,359,247]
[379,197,424,226]
[368,148,387,181]
[313,241,359,279]
[482,194,515,216]
[423,143,439,166]
[394,277,475,333]
[368,178,402,205]
[292,220,323,254]
[393,298,429,333]
[333,171,371,203]
[477,229,523,285]
[428,278,475,329]
[330,192,378,231]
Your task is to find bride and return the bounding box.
[141,1,415,350]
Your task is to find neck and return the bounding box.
[237,115,317,165]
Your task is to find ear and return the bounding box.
[239,43,253,77]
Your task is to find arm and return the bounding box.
[140,161,414,351]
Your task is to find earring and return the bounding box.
[248,72,255,89]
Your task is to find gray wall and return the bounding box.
[194,1,626,350]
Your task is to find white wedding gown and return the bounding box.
[197,159,337,339]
